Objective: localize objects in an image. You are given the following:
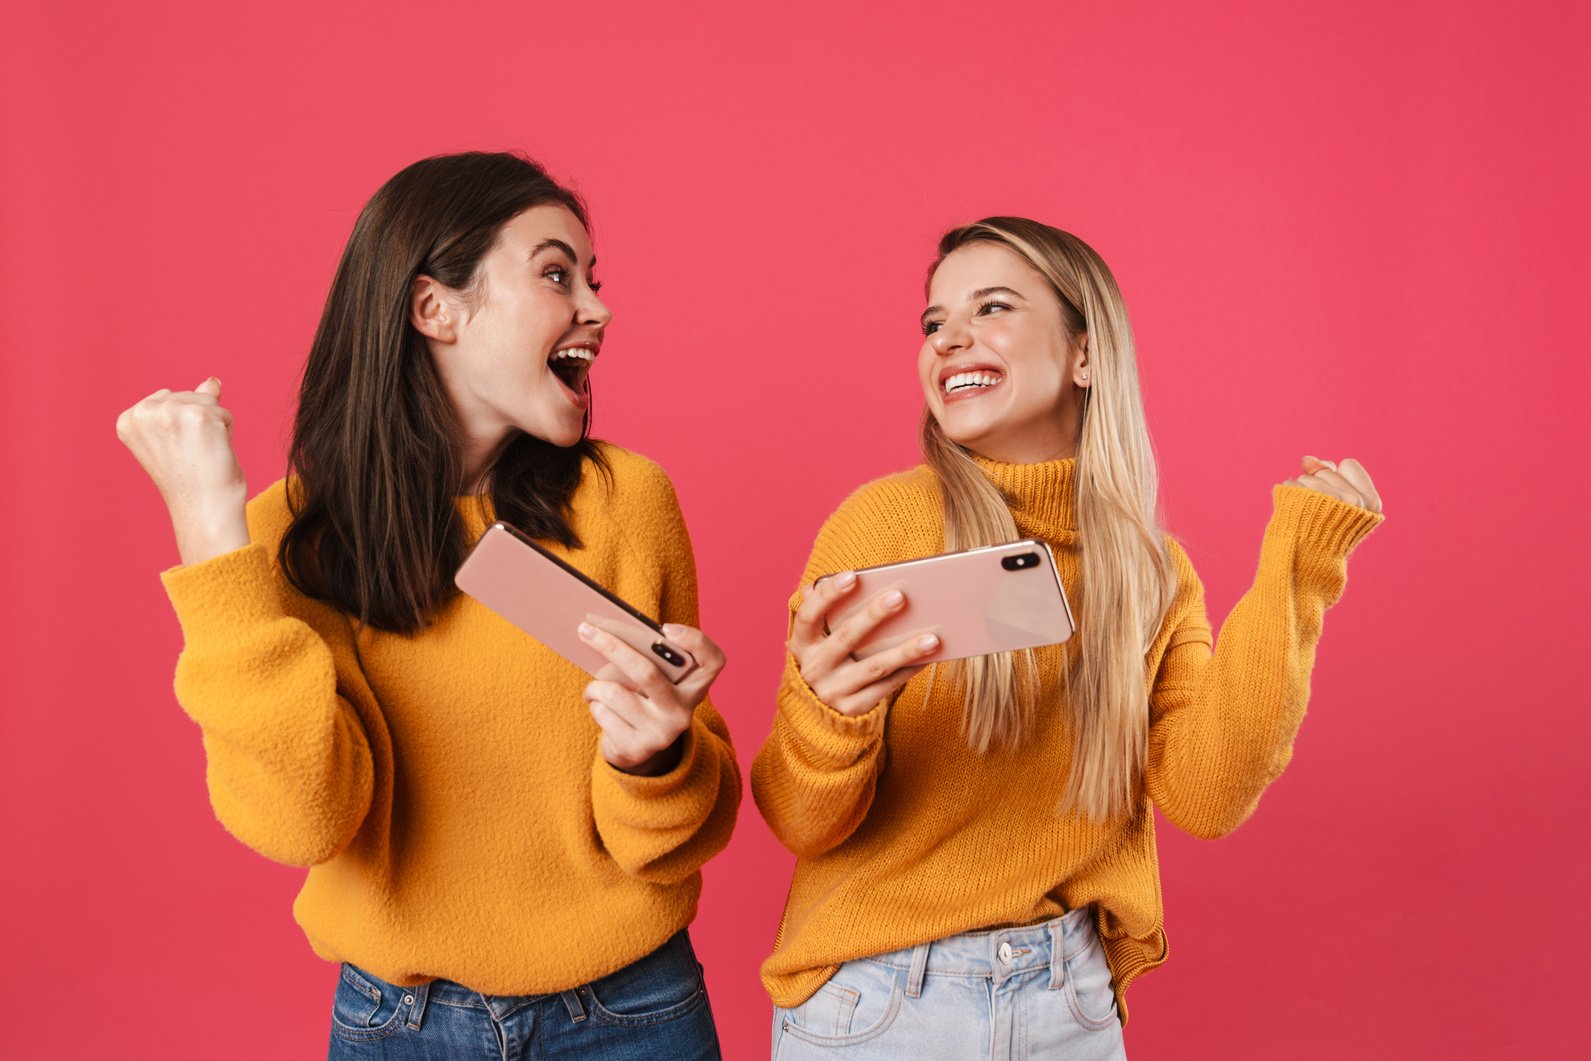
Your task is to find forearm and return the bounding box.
[751,654,887,857]
[1147,488,1382,838]
[590,707,741,883]
[164,544,374,865]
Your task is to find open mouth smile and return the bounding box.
[939,363,1005,402]
[548,343,598,402]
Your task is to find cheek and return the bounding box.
[917,344,939,395]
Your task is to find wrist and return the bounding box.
[170,500,250,566]
[615,733,686,777]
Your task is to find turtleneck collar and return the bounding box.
[969,454,1078,541]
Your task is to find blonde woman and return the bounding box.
[753,216,1383,1058]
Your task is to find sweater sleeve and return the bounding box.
[751,482,911,858]
[160,499,375,867]
[1145,486,1383,839]
[589,466,742,885]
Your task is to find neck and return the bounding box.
[459,425,515,495]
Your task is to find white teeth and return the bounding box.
[549,346,596,363]
[943,371,1002,394]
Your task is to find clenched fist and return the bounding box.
[1284,456,1383,514]
[116,378,250,565]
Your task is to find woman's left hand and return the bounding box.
[1284,456,1383,514]
[578,619,726,776]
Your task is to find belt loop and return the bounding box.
[561,988,587,1023]
[405,981,430,1031]
[906,942,930,999]
[1047,921,1066,991]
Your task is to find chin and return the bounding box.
[515,419,585,449]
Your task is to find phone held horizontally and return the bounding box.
[455,522,698,683]
[816,539,1074,663]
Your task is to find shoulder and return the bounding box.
[584,441,683,516]
[825,465,941,531]
[803,465,943,581]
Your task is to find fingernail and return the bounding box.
[578,622,597,642]
[882,590,904,608]
[835,571,856,588]
[662,623,687,639]
[917,634,939,651]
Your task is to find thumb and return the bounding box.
[195,377,222,399]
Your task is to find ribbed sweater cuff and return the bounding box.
[1270,485,1383,560]
[777,653,888,767]
[160,544,284,642]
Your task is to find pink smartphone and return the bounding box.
[455,522,698,684]
[816,540,1074,662]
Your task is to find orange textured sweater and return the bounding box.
[752,457,1381,1019]
[160,444,741,994]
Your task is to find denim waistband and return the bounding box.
[860,907,1097,995]
[344,929,694,1028]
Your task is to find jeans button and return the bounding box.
[404,994,415,1005]
[998,941,1013,964]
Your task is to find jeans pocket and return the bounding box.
[330,964,410,1043]
[1062,935,1120,1033]
[585,931,708,1027]
[776,959,903,1048]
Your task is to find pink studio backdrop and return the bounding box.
[3,1,1585,1057]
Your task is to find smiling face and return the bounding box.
[416,204,610,480]
[918,241,1088,464]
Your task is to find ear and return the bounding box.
[410,275,458,343]
[1072,332,1091,387]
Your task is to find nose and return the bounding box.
[578,286,612,329]
[931,318,968,355]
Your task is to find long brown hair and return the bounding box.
[923,217,1177,821]
[279,151,607,632]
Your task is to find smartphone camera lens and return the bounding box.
[652,642,683,666]
[1002,553,1038,571]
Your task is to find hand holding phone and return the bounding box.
[456,523,724,775]
[791,540,1074,719]
[789,572,940,718]
[577,616,727,776]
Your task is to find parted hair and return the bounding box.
[922,216,1177,821]
[279,151,606,632]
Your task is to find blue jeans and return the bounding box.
[771,908,1126,1060]
[327,930,720,1060]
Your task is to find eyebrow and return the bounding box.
[530,239,596,269]
[920,286,1028,327]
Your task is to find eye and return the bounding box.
[922,320,943,336]
[589,279,603,294]
[544,265,571,286]
[976,301,1012,316]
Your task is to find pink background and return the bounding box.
[3,1,1585,1057]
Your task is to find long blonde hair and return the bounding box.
[923,217,1177,821]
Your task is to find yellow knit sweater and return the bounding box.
[160,443,741,994]
[752,457,1381,1019]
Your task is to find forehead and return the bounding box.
[928,242,1045,299]
[494,204,592,259]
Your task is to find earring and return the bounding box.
[1081,373,1089,381]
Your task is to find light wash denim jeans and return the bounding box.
[771,907,1126,1060]
[327,929,720,1060]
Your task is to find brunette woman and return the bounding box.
[117,152,739,1060]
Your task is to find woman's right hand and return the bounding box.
[116,378,250,565]
[788,572,940,717]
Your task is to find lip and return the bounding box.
[550,338,602,358]
[936,361,1007,403]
